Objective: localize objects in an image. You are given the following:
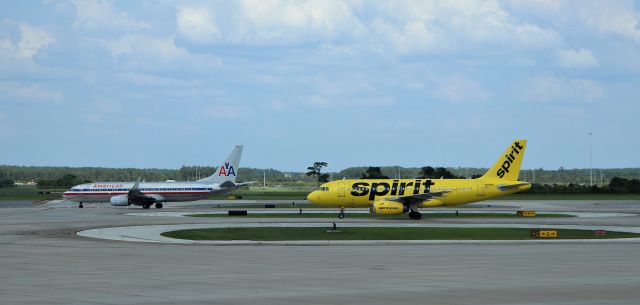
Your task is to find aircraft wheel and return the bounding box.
[78,203,83,208]
[155,203,163,209]
[338,213,345,219]
[409,211,422,220]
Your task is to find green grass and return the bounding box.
[187,212,572,219]
[211,189,309,200]
[162,227,640,241]
[0,187,64,201]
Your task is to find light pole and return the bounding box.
[589,131,593,186]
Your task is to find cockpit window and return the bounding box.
[320,187,329,191]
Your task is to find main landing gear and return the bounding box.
[78,202,83,208]
[142,202,163,209]
[408,210,422,220]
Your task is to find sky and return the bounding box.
[1,0,639,171]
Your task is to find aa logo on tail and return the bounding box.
[218,162,236,177]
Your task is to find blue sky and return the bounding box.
[1,0,639,171]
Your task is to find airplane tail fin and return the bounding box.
[480,140,527,181]
[197,145,243,183]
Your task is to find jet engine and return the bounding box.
[370,200,408,215]
[110,195,129,206]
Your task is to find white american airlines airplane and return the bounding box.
[63,145,249,209]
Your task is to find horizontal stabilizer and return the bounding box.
[497,182,531,191]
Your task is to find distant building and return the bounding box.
[14,180,37,187]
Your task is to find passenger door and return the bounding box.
[477,182,486,196]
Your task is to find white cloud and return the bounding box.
[101,34,222,72]
[240,0,363,40]
[0,81,62,102]
[0,23,54,60]
[432,75,489,103]
[152,88,225,100]
[508,1,640,42]
[87,99,122,124]
[0,35,13,54]
[268,98,286,111]
[580,2,640,42]
[176,6,220,44]
[202,104,248,119]
[370,1,562,54]
[118,72,202,87]
[522,75,604,102]
[303,94,394,108]
[555,48,598,68]
[305,94,331,108]
[15,23,54,59]
[371,18,443,54]
[169,1,564,53]
[180,0,365,45]
[105,35,187,61]
[72,0,149,30]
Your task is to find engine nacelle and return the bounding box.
[110,195,129,206]
[370,200,408,215]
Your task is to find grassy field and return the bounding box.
[0,187,65,201]
[162,227,640,241]
[187,212,572,219]
[212,190,308,200]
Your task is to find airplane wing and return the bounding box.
[498,182,531,191]
[219,181,256,189]
[384,191,448,205]
[235,181,256,187]
[127,180,162,205]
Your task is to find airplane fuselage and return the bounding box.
[307,178,531,208]
[63,182,224,203]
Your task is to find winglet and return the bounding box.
[131,177,141,190]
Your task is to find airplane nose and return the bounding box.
[306,191,317,203]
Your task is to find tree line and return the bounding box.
[2,164,640,189]
[523,177,640,194]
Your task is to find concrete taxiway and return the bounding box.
[1,199,640,304]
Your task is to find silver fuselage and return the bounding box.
[63,181,227,203]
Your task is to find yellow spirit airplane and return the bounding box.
[307,140,531,219]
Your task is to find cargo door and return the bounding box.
[338,182,345,197]
[477,182,486,196]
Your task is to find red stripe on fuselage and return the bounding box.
[63,191,210,196]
